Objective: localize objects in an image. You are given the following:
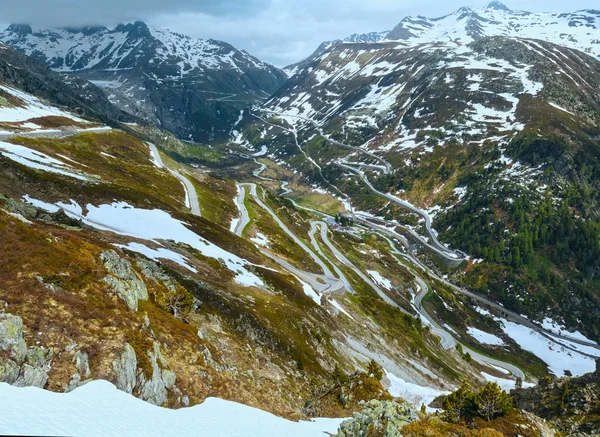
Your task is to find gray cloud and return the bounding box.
[1,0,598,67]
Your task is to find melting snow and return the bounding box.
[23,197,264,288]
[0,380,342,437]
[466,327,504,346]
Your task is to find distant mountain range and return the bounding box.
[0,22,287,142]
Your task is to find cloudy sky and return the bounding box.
[0,0,597,66]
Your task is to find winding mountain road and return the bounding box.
[148,143,201,216]
[338,161,463,261]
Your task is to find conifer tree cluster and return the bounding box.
[442,382,513,423]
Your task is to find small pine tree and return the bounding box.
[442,381,476,423]
[475,382,513,421]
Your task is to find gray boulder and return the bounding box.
[14,364,49,388]
[0,314,53,387]
[138,341,176,406]
[113,343,137,394]
[0,313,28,364]
[100,250,148,311]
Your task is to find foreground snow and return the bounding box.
[0,380,343,437]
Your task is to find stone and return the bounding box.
[73,350,91,378]
[138,341,177,406]
[27,346,53,368]
[100,250,148,311]
[113,343,137,394]
[336,399,415,437]
[0,313,28,364]
[0,359,20,384]
[14,364,48,388]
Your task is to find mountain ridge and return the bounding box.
[0,21,287,142]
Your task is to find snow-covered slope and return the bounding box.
[284,30,390,77]
[0,23,277,75]
[0,22,287,142]
[385,2,600,60]
[0,381,343,437]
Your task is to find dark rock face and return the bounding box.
[0,22,287,142]
[513,364,600,435]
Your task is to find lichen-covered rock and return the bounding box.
[0,313,28,364]
[0,314,52,387]
[27,346,53,368]
[336,399,416,437]
[100,250,148,311]
[113,343,137,394]
[73,350,91,379]
[0,359,20,384]
[14,364,49,388]
[138,342,176,406]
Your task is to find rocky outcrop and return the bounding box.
[0,313,53,388]
[513,360,600,435]
[100,250,148,311]
[137,341,177,406]
[336,399,416,437]
[113,343,137,394]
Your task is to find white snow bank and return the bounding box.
[116,242,198,273]
[0,380,343,437]
[0,141,89,181]
[298,279,321,305]
[250,232,269,247]
[540,318,597,345]
[500,319,599,377]
[367,270,392,290]
[0,84,83,124]
[481,372,534,392]
[23,197,263,288]
[385,370,450,409]
[466,327,504,346]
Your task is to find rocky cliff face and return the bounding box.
[513,360,600,435]
[0,22,287,142]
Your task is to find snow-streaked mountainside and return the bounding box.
[232,2,600,350]
[0,22,287,142]
[0,22,276,74]
[385,2,600,60]
[284,30,390,77]
[260,36,600,155]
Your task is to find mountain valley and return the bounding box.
[0,2,599,436]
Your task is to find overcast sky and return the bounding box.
[0,0,598,67]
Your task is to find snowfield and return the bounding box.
[23,197,264,288]
[0,380,343,437]
[385,370,450,410]
[0,84,83,124]
[466,327,505,346]
[0,141,90,181]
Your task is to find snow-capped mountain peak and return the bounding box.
[385,5,600,60]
